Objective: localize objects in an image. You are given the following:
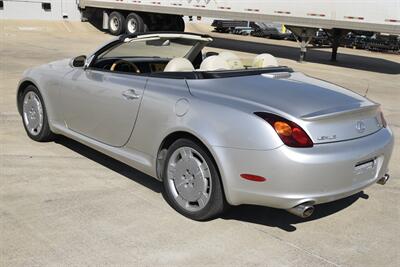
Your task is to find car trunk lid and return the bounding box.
[187,71,383,144]
[300,103,382,144]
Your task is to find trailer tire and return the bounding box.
[109,11,125,35]
[125,12,148,34]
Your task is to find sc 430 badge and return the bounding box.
[317,135,337,141]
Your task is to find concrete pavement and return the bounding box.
[1,20,399,266]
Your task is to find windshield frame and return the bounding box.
[87,33,212,70]
[98,37,201,60]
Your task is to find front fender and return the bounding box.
[17,61,72,130]
[16,74,40,115]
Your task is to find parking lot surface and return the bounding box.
[1,20,399,266]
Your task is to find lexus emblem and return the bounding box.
[356,120,366,133]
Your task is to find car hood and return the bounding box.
[47,58,72,69]
[21,58,72,83]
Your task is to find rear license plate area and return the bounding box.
[354,158,377,176]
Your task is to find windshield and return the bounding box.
[90,34,282,76]
[99,37,200,59]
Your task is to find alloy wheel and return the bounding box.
[166,147,212,212]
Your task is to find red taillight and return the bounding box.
[255,112,314,148]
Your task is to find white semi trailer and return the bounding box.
[78,0,400,61]
[79,0,399,33]
[2,0,398,59]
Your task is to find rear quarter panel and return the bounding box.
[127,77,283,160]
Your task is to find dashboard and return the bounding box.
[91,57,169,74]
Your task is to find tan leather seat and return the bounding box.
[199,55,230,71]
[252,54,279,68]
[218,51,244,70]
[164,58,195,72]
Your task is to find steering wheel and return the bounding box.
[110,60,141,73]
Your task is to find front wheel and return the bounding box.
[162,139,226,221]
[20,85,54,142]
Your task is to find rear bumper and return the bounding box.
[213,128,394,209]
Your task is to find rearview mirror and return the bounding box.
[71,55,87,68]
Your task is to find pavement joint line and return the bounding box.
[0,111,20,116]
[0,72,23,76]
[1,188,140,212]
[62,21,72,33]
[0,206,83,265]
[0,154,85,160]
[276,237,341,267]
[1,154,186,218]
[388,123,400,128]
[0,118,19,121]
[124,186,175,214]
[240,221,341,267]
[13,40,60,51]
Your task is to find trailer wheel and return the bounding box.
[125,12,147,34]
[109,11,125,35]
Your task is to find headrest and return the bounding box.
[218,51,244,69]
[164,58,195,72]
[252,54,279,68]
[199,55,230,71]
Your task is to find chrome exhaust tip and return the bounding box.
[377,174,390,185]
[287,203,315,218]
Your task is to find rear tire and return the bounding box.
[20,85,54,142]
[125,12,147,34]
[162,138,226,221]
[108,11,125,35]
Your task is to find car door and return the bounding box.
[61,68,147,147]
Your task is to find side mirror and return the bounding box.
[71,55,87,68]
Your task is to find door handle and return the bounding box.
[122,89,140,100]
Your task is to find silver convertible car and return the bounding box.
[17,33,394,220]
